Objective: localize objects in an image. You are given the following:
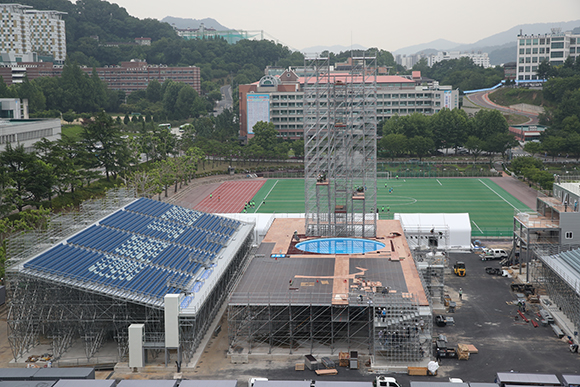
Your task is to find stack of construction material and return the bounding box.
[338,352,349,367]
[457,344,470,360]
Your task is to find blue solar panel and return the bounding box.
[23,198,244,304]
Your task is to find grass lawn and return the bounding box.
[248,178,530,237]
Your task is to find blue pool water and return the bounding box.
[295,238,385,255]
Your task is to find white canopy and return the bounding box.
[394,213,471,250]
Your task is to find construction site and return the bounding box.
[227,56,435,370]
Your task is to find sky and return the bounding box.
[109,0,580,52]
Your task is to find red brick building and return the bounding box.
[0,60,201,94]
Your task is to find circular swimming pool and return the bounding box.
[295,238,385,255]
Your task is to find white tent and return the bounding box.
[394,213,471,250]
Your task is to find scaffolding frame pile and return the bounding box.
[227,290,431,363]
[412,250,447,304]
[6,189,255,366]
[304,55,378,238]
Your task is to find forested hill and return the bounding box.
[19,0,178,43]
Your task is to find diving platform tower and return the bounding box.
[303,56,378,238]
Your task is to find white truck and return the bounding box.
[482,248,508,260]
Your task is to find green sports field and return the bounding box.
[248,178,531,237]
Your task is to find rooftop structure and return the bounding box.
[174,23,264,44]
[6,192,254,364]
[516,28,580,82]
[0,116,61,152]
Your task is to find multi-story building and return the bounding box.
[0,60,201,94]
[239,69,459,140]
[427,51,491,68]
[0,98,61,151]
[516,28,580,82]
[0,4,66,63]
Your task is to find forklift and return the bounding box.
[453,261,466,276]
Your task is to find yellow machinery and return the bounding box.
[454,261,466,276]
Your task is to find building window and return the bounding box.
[565,231,573,239]
[551,42,564,49]
[551,51,564,58]
[519,48,525,55]
[525,66,530,72]
[525,57,531,63]
[532,47,538,54]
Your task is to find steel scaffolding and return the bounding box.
[304,56,378,238]
[227,291,430,363]
[5,188,254,365]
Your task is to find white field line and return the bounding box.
[436,179,442,186]
[478,179,519,211]
[471,220,483,234]
[255,180,279,212]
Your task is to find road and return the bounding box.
[466,90,539,125]
[213,85,233,116]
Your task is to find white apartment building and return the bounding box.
[516,28,580,81]
[0,4,66,64]
[428,51,491,68]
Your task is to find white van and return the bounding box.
[376,376,402,387]
[482,248,508,260]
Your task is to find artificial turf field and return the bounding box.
[247,178,531,237]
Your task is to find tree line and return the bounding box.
[380,108,516,161]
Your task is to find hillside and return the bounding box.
[488,88,550,108]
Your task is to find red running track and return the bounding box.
[194,179,266,213]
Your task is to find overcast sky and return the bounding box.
[110,0,580,52]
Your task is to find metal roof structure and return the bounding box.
[542,248,580,294]
[18,197,242,308]
[496,372,561,386]
[179,381,238,387]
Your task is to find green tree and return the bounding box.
[408,136,434,161]
[146,79,162,102]
[0,144,36,211]
[250,121,278,157]
[464,135,483,162]
[379,133,408,160]
[472,109,509,139]
[81,112,125,180]
[523,141,542,157]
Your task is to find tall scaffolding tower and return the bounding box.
[304,56,378,238]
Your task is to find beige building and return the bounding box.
[0,4,66,64]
